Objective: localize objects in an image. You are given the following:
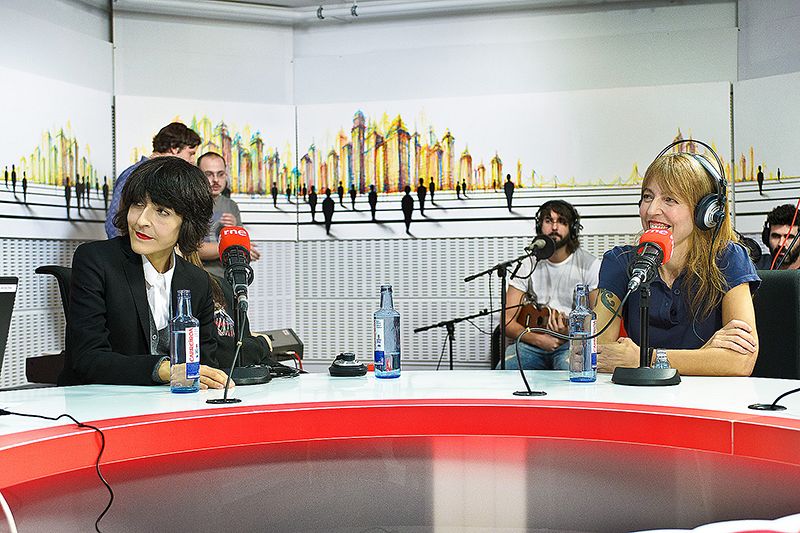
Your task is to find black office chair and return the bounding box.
[752,269,800,379]
[26,266,71,384]
[491,325,513,369]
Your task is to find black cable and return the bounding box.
[465,318,492,335]
[504,257,540,329]
[435,333,448,371]
[487,272,493,339]
[0,409,112,532]
[517,289,632,343]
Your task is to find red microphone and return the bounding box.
[627,229,674,292]
[218,227,253,310]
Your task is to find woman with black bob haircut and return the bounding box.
[59,156,234,389]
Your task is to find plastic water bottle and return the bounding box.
[170,289,200,393]
[569,284,597,382]
[374,284,401,378]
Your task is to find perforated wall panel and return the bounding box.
[295,234,636,368]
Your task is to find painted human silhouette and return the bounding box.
[4,166,7,189]
[428,177,436,204]
[302,184,308,202]
[777,167,782,183]
[64,177,72,219]
[309,185,318,222]
[22,172,27,204]
[757,165,764,195]
[102,176,109,211]
[10,165,16,196]
[322,188,335,234]
[85,177,91,207]
[504,173,515,212]
[337,181,345,206]
[75,178,82,215]
[416,178,427,216]
[286,185,292,204]
[401,185,414,234]
[368,184,378,221]
[271,181,279,207]
[455,182,461,199]
[461,179,468,198]
[349,183,357,210]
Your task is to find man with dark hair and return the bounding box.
[105,122,201,238]
[758,204,800,270]
[197,152,261,277]
[501,200,600,370]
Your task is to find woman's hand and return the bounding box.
[597,337,639,373]
[702,319,757,355]
[199,365,235,390]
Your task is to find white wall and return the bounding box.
[112,13,294,104]
[293,3,737,104]
[0,0,111,92]
[738,0,800,81]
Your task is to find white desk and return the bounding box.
[1,371,799,532]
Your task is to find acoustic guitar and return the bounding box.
[516,303,554,329]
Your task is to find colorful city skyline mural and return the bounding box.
[9,123,101,187]
[130,115,294,195]
[296,110,772,196]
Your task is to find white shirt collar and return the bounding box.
[142,254,176,331]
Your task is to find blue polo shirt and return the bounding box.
[105,156,147,238]
[598,242,760,350]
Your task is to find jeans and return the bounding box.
[501,340,569,370]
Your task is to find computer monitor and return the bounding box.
[0,277,19,378]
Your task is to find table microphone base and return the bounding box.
[748,403,787,411]
[612,367,681,386]
[514,390,547,396]
[231,365,272,386]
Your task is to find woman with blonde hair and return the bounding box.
[596,143,760,376]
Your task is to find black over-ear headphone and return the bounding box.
[762,219,771,248]
[535,200,582,240]
[654,140,727,231]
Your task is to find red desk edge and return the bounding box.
[2,398,799,488]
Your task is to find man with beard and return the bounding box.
[500,200,600,370]
[758,204,800,270]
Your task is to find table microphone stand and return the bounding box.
[414,304,527,370]
[465,252,534,369]
[611,283,681,386]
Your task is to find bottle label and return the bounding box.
[185,326,200,379]
[374,318,385,365]
[590,319,597,369]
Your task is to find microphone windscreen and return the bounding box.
[536,234,556,260]
[219,226,251,261]
[638,229,673,263]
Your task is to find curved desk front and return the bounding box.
[1,371,799,532]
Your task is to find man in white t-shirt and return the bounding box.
[502,200,601,369]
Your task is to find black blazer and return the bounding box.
[59,237,218,386]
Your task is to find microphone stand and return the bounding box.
[465,252,535,369]
[414,304,527,370]
[611,282,681,386]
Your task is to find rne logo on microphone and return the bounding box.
[644,228,671,237]
[221,227,248,238]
